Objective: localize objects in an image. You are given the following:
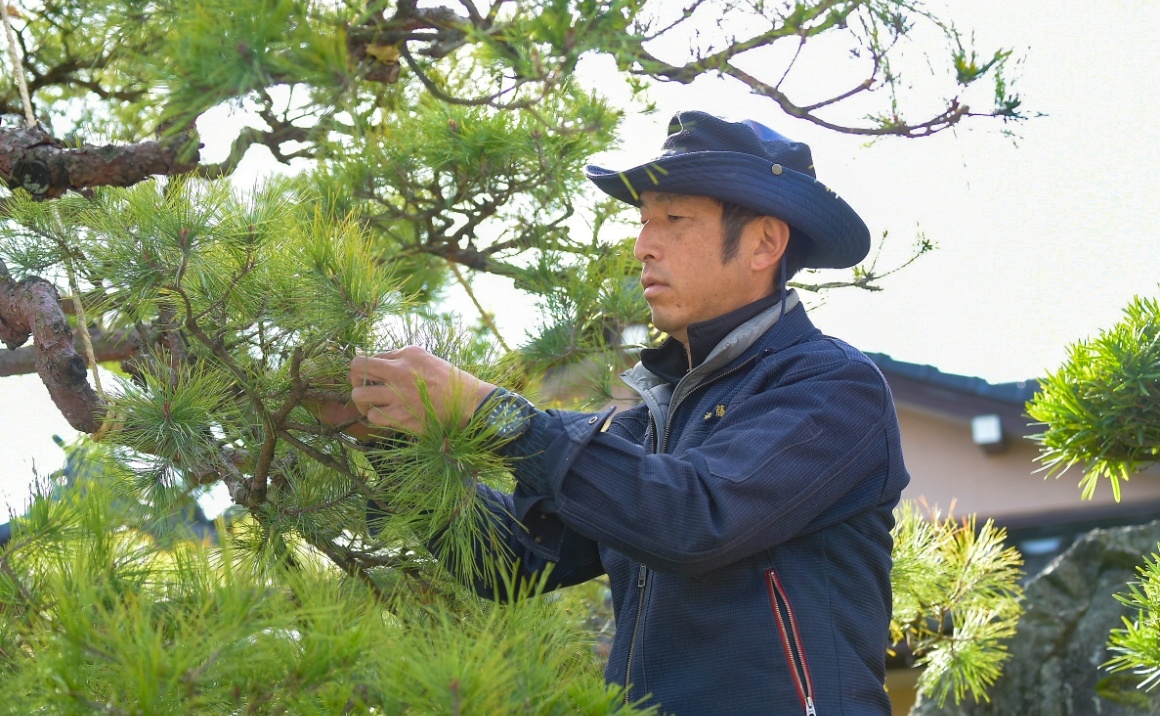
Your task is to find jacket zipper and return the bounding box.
[765,569,817,715]
[659,355,758,453]
[623,353,762,704]
[623,564,648,704]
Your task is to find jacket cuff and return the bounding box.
[510,501,567,562]
[496,404,616,522]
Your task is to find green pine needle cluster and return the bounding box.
[890,501,1025,706]
[522,236,648,372]
[0,476,650,714]
[1027,294,1160,501]
[1106,548,1160,692]
[1,172,542,619]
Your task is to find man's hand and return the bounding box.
[303,395,379,442]
[348,346,497,435]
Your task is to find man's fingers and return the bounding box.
[349,355,396,387]
[365,405,399,430]
[351,384,395,413]
[364,400,426,433]
[345,346,481,432]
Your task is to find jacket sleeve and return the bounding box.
[506,349,899,576]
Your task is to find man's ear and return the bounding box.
[750,216,790,273]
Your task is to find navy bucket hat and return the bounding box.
[585,111,871,270]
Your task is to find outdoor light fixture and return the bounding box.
[971,414,1006,453]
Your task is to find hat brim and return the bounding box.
[585,152,869,270]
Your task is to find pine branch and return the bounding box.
[0,125,199,199]
[298,530,395,605]
[192,126,294,180]
[0,534,37,606]
[0,324,136,377]
[416,241,531,280]
[448,261,510,353]
[252,347,309,505]
[274,429,400,531]
[191,121,312,180]
[23,49,148,104]
[0,258,101,431]
[398,42,547,110]
[346,2,473,66]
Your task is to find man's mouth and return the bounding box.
[641,277,667,299]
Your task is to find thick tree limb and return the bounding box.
[347,2,470,67]
[0,325,136,377]
[0,125,198,199]
[0,259,101,431]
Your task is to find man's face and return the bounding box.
[635,192,776,345]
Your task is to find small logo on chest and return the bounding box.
[704,404,727,421]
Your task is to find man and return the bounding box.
[344,112,909,714]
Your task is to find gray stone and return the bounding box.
[911,520,1160,716]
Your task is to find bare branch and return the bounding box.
[631,1,844,84]
[774,35,807,92]
[448,261,511,352]
[609,2,1011,139]
[192,125,307,180]
[723,63,972,137]
[0,125,198,199]
[398,43,544,110]
[457,0,484,25]
[801,78,874,113]
[0,325,135,377]
[0,259,101,431]
[638,0,715,41]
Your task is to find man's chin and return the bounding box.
[648,314,670,335]
[648,318,681,342]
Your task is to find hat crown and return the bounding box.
[583,108,870,269]
[660,111,816,178]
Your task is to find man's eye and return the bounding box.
[668,215,685,222]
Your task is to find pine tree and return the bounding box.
[1028,295,1160,696]
[1,1,1027,711]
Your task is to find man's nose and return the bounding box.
[634,225,658,262]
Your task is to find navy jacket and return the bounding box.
[470,298,909,714]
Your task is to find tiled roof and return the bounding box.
[864,352,1040,405]
[863,352,1041,436]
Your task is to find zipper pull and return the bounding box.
[637,564,647,588]
[805,696,817,716]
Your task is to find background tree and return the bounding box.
[0,0,1027,711]
[1028,294,1160,695]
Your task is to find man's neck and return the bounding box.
[641,292,788,385]
[684,292,780,367]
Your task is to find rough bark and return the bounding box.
[0,125,198,200]
[0,260,101,431]
[0,325,136,378]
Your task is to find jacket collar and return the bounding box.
[687,292,782,367]
[625,289,808,394]
[640,293,783,384]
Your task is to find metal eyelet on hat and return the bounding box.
[771,164,783,175]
